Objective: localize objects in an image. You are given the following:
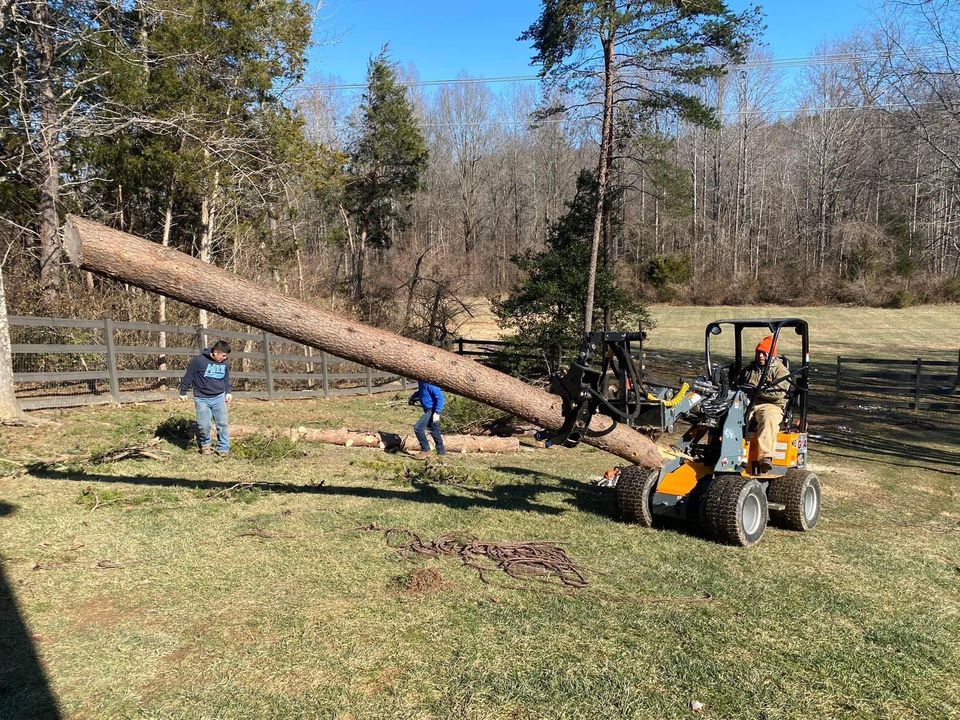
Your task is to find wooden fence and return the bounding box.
[12,319,960,414]
[11,316,409,410]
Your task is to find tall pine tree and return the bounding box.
[342,50,428,309]
[522,0,760,331]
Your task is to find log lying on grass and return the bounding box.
[63,215,661,469]
[228,424,520,454]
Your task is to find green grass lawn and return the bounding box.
[460,302,960,362]
[2,394,959,719]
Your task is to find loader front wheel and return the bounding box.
[768,470,821,531]
[616,465,659,527]
[703,475,768,546]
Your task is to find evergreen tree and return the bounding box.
[495,170,650,375]
[342,50,428,308]
[521,0,760,331]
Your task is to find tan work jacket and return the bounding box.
[742,357,790,409]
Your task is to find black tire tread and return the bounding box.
[616,465,658,527]
[703,475,767,546]
[768,470,821,531]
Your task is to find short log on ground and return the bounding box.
[227,424,519,454]
[63,216,661,469]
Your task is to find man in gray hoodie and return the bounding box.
[179,340,232,456]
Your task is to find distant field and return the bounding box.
[459,303,960,362]
[1,393,959,719]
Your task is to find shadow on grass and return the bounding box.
[0,502,63,720]
[24,464,593,517]
[492,466,710,542]
[812,413,960,476]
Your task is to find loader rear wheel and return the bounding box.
[616,465,659,527]
[703,475,768,546]
[768,470,821,531]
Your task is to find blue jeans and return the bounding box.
[195,394,229,452]
[414,411,445,454]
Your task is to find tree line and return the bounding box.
[1,0,958,352]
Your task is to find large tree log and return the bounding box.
[63,216,661,469]
[227,424,520,453]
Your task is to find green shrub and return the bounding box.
[936,277,960,302]
[887,289,915,309]
[646,254,693,289]
[231,434,305,462]
[440,395,507,434]
[390,462,492,488]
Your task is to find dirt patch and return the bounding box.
[68,595,145,633]
[399,567,446,595]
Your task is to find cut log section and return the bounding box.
[227,424,520,454]
[64,216,661,469]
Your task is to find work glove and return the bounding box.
[431,412,440,424]
[408,394,419,406]
[225,393,233,403]
[178,394,188,402]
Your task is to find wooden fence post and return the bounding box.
[320,351,329,398]
[365,364,373,394]
[835,355,842,402]
[102,316,121,403]
[263,331,275,400]
[195,325,207,351]
[914,357,922,411]
[955,348,960,390]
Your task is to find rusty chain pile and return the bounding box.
[381,528,590,589]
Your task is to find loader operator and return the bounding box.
[741,336,790,474]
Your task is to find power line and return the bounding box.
[303,101,952,134]
[291,47,951,93]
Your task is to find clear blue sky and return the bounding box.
[307,0,879,85]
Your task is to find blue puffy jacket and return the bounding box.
[411,381,445,412]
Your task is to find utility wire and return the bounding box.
[292,47,952,93]
[304,102,953,134]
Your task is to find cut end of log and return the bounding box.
[62,215,83,266]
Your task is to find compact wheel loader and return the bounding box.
[541,318,820,547]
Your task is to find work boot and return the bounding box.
[759,456,773,474]
[215,450,229,458]
[414,450,432,460]
[199,445,213,456]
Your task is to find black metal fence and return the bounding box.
[11,316,409,410]
[451,338,960,413]
[833,354,960,412]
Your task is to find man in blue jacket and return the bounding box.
[179,340,232,457]
[409,380,446,459]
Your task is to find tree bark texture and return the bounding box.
[32,0,61,303]
[583,30,615,334]
[63,216,662,469]
[0,265,25,420]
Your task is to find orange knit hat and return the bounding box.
[755,335,778,357]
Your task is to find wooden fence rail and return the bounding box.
[11,316,409,410]
[13,321,960,414]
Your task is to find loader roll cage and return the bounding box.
[543,317,812,448]
[705,318,811,432]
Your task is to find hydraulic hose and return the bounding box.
[647,382,690,408]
